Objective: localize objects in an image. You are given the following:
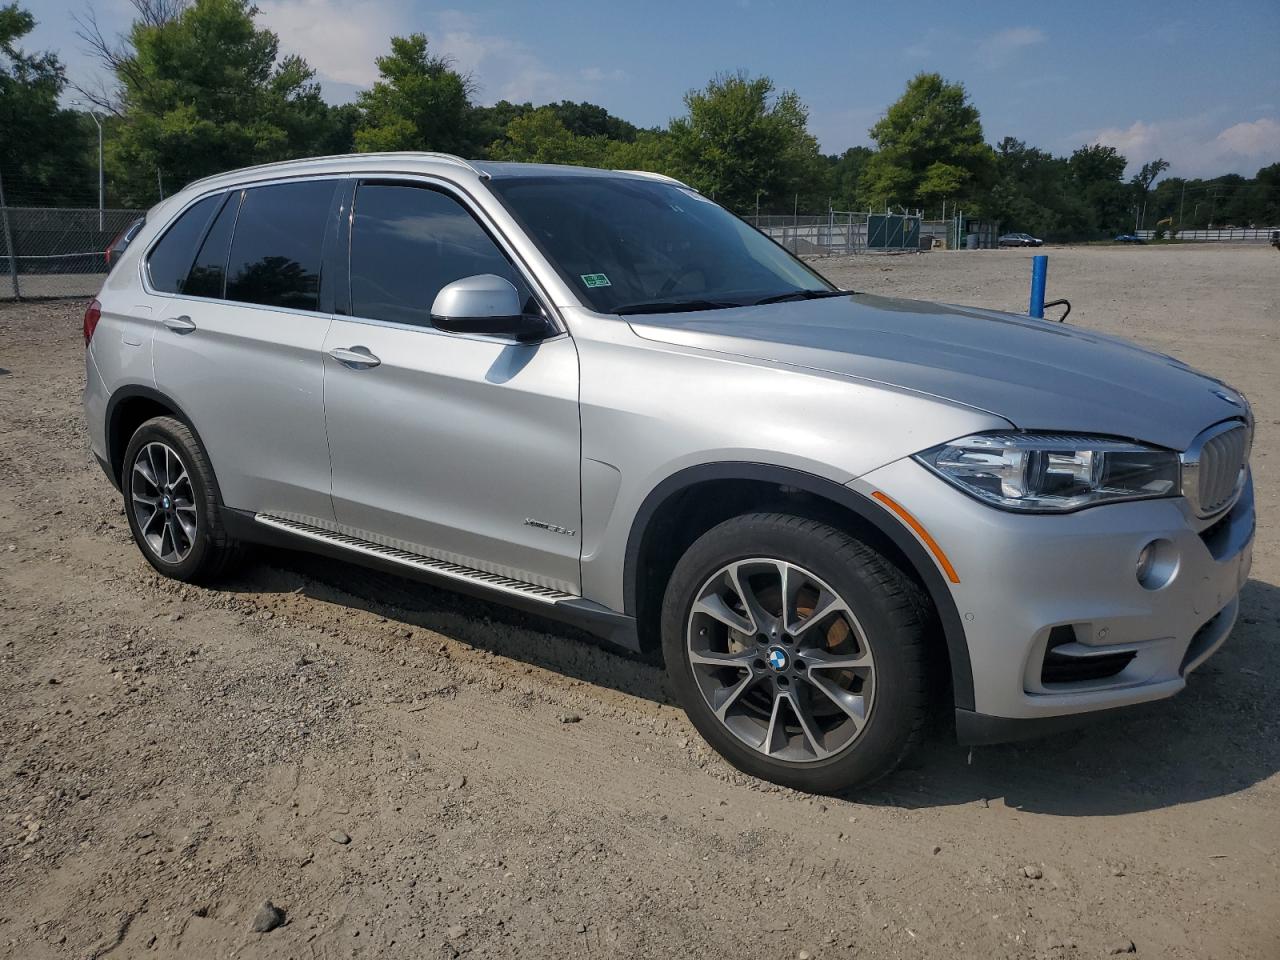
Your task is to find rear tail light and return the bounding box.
[83,299,102,346]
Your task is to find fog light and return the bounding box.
[1136,544,1155,580]
[1136,538,1177,590]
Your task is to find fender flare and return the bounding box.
[104,384,207,487]
[622,462,975,711]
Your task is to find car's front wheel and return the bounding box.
[661,513,931,793]
[122,416,240,582]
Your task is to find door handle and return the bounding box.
[328,345,381,368]
[163,315,196,334]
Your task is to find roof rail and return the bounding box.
[620,169,691,189]
[185,152,486,190]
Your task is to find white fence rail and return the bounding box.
[1136,227,1280,243]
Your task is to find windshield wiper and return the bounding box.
[751,289,852,306]
[614,299,743,316]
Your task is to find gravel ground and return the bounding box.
[1,243,1277,959]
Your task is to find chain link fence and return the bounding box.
[1,205,146,300]
[745,212,968,255]
[0,202,1008,301]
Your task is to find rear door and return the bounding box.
[149,179,342,522]
[321,179,582,594]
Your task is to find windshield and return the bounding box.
[487,175,835,314]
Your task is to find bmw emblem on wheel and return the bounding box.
[767,647,789,671]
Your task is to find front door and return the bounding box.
[321,180,582,594]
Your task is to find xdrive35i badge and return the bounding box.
[524,518,577,537]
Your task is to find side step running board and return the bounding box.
[254,514,574,604]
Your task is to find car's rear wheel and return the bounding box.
[122,416,239,582]
[661,513,931,793]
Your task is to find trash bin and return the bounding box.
[919,235,934,251]
[966,233,980,250]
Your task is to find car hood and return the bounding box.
[628,293,1244,451]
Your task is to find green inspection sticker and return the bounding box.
[580,273,612,288]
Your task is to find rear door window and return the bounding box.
[349,182,525,328]
[226,180,338,312]
[147,195,220,293]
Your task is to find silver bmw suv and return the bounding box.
[84,153,1256,793]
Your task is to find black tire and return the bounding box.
[121,415,240,583]
[661,513,931,794]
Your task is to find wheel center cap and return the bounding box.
[161,495,172,510]
[766,646,789,672]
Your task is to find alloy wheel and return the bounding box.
[686,558,876,763]
[130,441,198,564]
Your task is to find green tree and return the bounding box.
[487,108,607,166]
[601,129,678,176]
[471,99,531,150]
[827,146,873,210]
[859,73,994,212]
[1130,157,1169,228]
[91,0,346,205]
[478,99,641,160]
[0,3,94,204]
[1132,158,1169,195]
[1254,162,1280,225]
[487,108,678,177]
[354,34,477,154]
[543,100,638,141]
[666,71,821,212]
[985,137,1093,240]
[1068,143,1130,233]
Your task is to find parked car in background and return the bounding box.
[998,232,1043,247]
[84,153,1256,794]
[1114,233,1147,244]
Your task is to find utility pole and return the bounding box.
[72,101,105,230]
[0,166,20,300]
[1177,181,1186,232]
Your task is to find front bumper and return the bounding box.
[854,458,1254,730]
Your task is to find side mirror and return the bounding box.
[430,274,552,341]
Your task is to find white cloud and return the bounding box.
[431,10,621,105]
[976,26,1046,66]
[1084,114,1280,178]
[256,0,408,87]
[254,3,624,106]
[1215,118,1280,157]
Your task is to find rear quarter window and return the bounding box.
[146,195,221,293]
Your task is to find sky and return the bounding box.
[27,0,1280,179]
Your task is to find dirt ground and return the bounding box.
[1,243,1277,960]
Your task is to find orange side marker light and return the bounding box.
[871,491,961,585]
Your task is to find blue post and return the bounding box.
[1029,254,1048,318]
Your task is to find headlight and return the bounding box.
[914,433,1180,513]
